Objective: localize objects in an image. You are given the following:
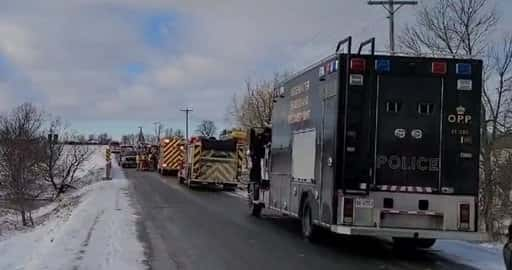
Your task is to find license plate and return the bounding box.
[355,198,374,209]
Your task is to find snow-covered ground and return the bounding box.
[0,146,146,270]
[435,240,505,270]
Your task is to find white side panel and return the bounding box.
[292,129,316,181]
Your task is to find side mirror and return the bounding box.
[508,224,512,241]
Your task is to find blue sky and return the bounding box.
[0,0,510,140]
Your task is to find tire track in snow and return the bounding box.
[72,209,105,270]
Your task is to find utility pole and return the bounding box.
[180,107,193,141]
[368,1,417,54]
[137,126,145,145]
[153,121,162,143]
[48,129,58,184]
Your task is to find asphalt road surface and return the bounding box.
[124,168,479,270]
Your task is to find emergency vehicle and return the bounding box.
[158,137,185,176]
[109,141,121,154]
[179,137,238,190]
[226,130,249,183]
[248,37,485,247]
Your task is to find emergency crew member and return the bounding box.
[141,152,147,170]
[136,152,140,170]
[151,150,158,171]
[148,152,153,171]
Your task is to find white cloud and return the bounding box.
[0,0,507,135]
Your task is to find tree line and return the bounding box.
[120,120,220,145]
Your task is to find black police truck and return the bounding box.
[248,37,485,247]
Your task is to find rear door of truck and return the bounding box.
[372,57,481,195]
[375,73,443,191]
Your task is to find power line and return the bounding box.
[368,0,418,54]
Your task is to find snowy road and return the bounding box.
[126,169,507,270]
[0,155,147,270]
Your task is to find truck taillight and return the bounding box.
[350,58,366,73]
[432,62,447,75]
[459,203,470,231]
[343,198,354,225]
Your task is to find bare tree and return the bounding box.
[121,134,137,145]
[399,0,511,238]
[0,103,47,226]
[40,120,94,198]
[154,122,163,143]
[229,72,289,129]
[196,120,217,137]
[399,0,497,56]
[97,133,110,145]
[77,134,86,143]
[51,142,93,197]
[164,128,174,138]
[494,152,512,239]
[480,34,512,238]
[173,129,184,138]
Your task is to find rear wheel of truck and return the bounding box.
[301,201,317,241]
[393,238,436,249]
[223,184,237,191]
[250,202,262,217]
[416,238,436,248]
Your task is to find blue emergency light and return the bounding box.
[456,63,472,75]
[375,59,391,73]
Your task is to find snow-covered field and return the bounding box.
[0,146,146,270]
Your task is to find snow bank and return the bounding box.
[0,146,105,237]
[0,147,146,270]
[435,240,506,270]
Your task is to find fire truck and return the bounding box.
[227,130,249,183]
[248,37,486,247]
[179,137,239,190]
[158,137,185,176]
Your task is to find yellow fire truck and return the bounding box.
[158,137,185,176]
[179,137,238,190]
[229,130,248,183]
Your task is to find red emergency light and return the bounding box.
[350,58,366,73]
[432,62,447,75]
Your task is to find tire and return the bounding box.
[250,202,262,217]
[301,201,317,241]
[223,184,237,191]
[393,238,436,249]
[416,238,436,249]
